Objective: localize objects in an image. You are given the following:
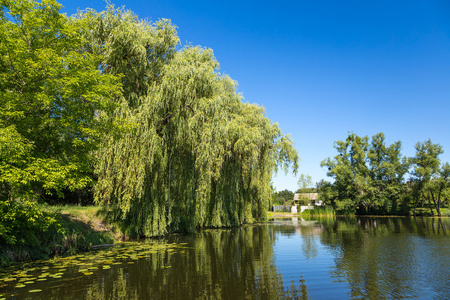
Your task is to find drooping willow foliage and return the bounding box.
[78,6,298,237]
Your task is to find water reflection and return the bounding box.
[1,217,448,299]
[267,217,449,299]
[0,226,308,299]
[318,217,450,299]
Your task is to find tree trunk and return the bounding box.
[430,191,440,216]
[427,193,434,216]
[413,194,418,216]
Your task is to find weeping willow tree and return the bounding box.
[77,6,298,237]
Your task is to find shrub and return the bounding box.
[0,200,63,247]
[0,200,65,264]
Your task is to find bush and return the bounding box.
[0,202,117,266]
[0,200,63,247]
[0,200,66,264]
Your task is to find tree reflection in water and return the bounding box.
[1,217,448,299]
[0,225,307,299]
[318,216,449,299]
[87,225,309,299]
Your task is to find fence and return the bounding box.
[272,205,291,212]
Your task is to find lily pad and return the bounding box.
[29,289,42,293]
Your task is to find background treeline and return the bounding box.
[320,132,449,216]
[0,0,298,254]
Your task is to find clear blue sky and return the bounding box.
[58,0,450,192]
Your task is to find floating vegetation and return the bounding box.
[0,240,192,298]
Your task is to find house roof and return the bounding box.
[294,193,318,201]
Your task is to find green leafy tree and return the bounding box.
[80,6,299,237]
[366,133,410,214]
[321,132,409,214]
[316,179,337,206]
[0,0,121,200]
[321,133,370,214]
[411,140,446,216]
[295,174,315,205]
[275,189,295,205]
[297,174,313,193]
[429,163,450,215]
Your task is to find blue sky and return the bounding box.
[58,0,450,192]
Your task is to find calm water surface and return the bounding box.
[0,217,449,299]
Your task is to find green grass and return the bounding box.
[40,204,123,245]
[299,206,335,216]
[411,206,450,217]
[441,208,450,216]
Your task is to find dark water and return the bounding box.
[1,217,449,299]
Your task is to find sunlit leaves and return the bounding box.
[411,140,448,215]
[0,0,122,200]
[89,6,299,237]
[0,200,63,246]
[321,132,410,214]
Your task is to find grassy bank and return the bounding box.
[300,206,336,216]
[268,205,450,219]
[267,206,336,219]
[0,204,122,267]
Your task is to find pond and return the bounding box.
[0,217,449,299]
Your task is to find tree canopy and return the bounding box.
[321,133,410,214]
[320,133,449,216]
[1,1,299,239]
[78,6,299,236]
[0,0,121,200]
[410,140,449,216]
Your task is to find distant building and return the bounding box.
[293,193,323,206]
